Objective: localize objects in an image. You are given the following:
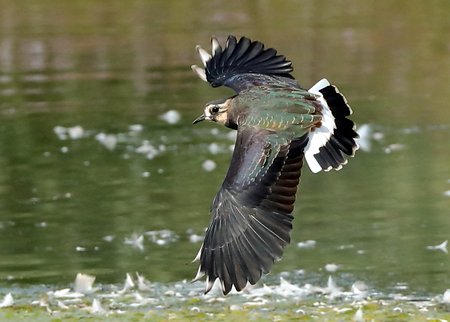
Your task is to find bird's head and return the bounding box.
[193,97,233,126]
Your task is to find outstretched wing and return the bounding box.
[193,127,308,294]
[191,35,298,93]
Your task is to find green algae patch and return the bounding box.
[1,299,449,322]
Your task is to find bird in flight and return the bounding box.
[191,35,359,295]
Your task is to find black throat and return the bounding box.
[224,119,238,130]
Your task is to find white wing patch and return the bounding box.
[305,79,336,173]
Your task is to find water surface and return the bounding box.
[0,0,449,304]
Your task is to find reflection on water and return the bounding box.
[0,0,449,300]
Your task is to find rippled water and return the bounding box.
[0,0,449,312]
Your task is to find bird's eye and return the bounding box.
[210,106,220,113]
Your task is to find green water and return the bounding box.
[0,0,449,303]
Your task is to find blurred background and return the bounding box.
[0,0,449,295]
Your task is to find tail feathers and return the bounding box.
[305,79,359,173]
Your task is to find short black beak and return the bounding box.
[192,114,206,125]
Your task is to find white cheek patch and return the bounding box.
[204,107,213,118]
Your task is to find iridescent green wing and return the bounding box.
[238,86,322,134]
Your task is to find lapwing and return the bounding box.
[191,35,359,294]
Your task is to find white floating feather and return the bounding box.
[323,276,343,299]
[277,277,305,297]
[52,288,84,298]
[136,273,152,291]
[353,307,364,322]
[57,300,69,309]
[159,110,181,125]
[297,239,316,249]
[53,125,85,140]
[74,273,97,294]
[0,293,13,308]
[426,240,448,253]
[68,126,84,140]
[120,273,135,293]
[54,126,68,140]
[443,289,450,303]
[90,298,106,314]
[324,263,340,272]
[189,233,204,243]
[326,276,340,294]
[124,233,144,251]
[202,159,216,172]
[208,142,222,154]
[356,124,373,152]
[95,133,117,151]
[129,124,143,132]
[351,281,368,296]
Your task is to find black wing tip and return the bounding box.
[194,35,294,88]
[319,85,353,117]
[195,210,293,295]
[321,85,359,164]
